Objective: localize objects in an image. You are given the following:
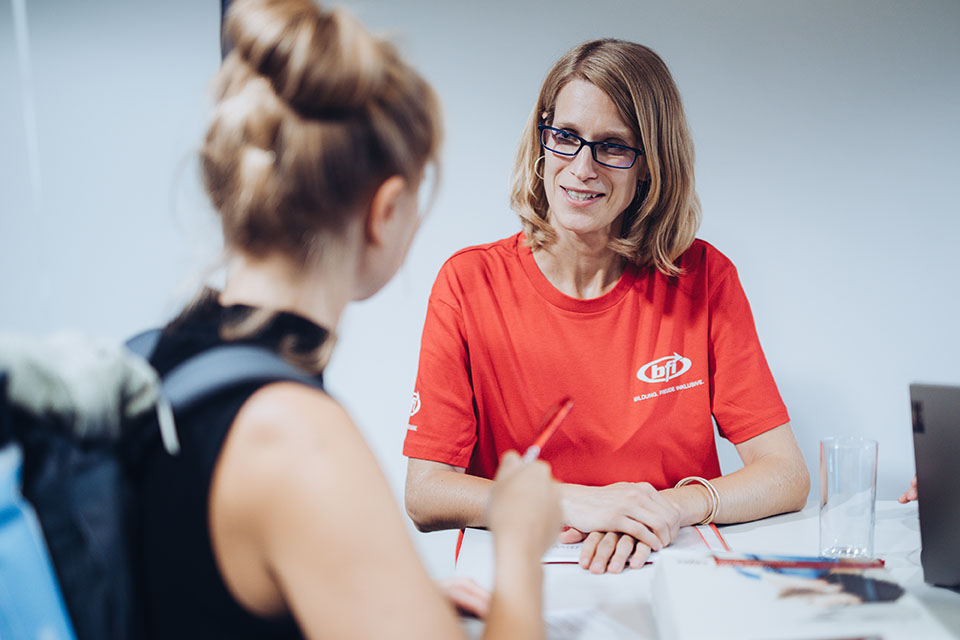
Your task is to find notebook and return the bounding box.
[909,383,960,588]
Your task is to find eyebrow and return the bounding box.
[552,122,635,145]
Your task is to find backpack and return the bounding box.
[0,329,323,640]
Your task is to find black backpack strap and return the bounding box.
[162,344,322,411]
[125,328,323,455]
[125,329,163,361]
[152,344,323,455]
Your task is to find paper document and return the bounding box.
[456,524,729,571]
[541,524,728,564]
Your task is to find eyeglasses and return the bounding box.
[538,124,644,169]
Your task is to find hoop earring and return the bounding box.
[533,155,545,181]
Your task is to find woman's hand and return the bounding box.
[438,577,491,619]
[897,475,918,503]
[486,451,562,558]
[560,482,681,553]
[559,528,652,574]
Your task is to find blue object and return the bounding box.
[0,444,76,640]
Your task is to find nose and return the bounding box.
[567,145,599,181]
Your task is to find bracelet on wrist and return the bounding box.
[674,475,720,525]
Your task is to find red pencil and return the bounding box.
[522,397,574,461]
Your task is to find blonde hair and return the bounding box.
[202,0,442,265]
[193,0,442,371]
[510,39,700,275]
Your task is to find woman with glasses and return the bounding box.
[138,1,561,638]
[404,39,809,574]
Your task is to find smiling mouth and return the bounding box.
[562,187,604,201]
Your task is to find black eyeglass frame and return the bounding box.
[537,124,645,170]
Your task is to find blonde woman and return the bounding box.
[137,1,560,638]
[404,39,809,574]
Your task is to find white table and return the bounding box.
[456,501,960,639]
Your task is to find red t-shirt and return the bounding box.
[403,233,789,489]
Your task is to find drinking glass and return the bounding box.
[819,436,878,558]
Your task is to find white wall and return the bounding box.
[2,0,958,578]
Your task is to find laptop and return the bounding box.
[909,383,960,588]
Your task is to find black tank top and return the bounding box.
[138,293,327,639]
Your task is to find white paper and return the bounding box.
[541,524,728,564]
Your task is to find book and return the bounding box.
[652,553,954,640]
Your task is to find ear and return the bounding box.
[365,175,408,247]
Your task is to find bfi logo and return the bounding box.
[410,391,421,416]
[637,353,692,384]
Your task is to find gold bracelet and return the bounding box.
[674,476,720,525]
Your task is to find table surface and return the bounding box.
[456,500,960,639]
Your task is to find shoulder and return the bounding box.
[431,232,522,298]
[441,232,521,272]
[676,238,738,287]
[206,383,397,609]
[230,382,358,458]
[678,238,736,272]
[208,381,387,562]
[213,383,372,510]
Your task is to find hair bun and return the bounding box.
[225,0,387,114]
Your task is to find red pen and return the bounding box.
[522,397,574,461]
[712,556,886,570]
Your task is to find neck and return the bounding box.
[218,251,352,331]
[532,227,625,299]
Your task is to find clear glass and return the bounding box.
[819,436,878,558]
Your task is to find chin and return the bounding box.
[354,267,400,301]
[353,282,385,301]
[550,208,619,239]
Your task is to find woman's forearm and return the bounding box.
[407,448,809,535]
[479,453,559,640]
[713,451,810,522]
[663,423,810,526]
[482,545,545,640]
[662,452,810,526]
[405,462,494,531]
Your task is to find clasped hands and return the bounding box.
[440,479,679,620]
[559,481,681,574]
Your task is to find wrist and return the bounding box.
[661,485,712,526]
[559,482,586,525]
[488,557,544,640]
[492,524,547,563]
[493,537,543,596]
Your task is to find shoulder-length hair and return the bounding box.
[510,39,700,275]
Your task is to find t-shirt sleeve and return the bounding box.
[402,262,478,467]
[708,261,790,444]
